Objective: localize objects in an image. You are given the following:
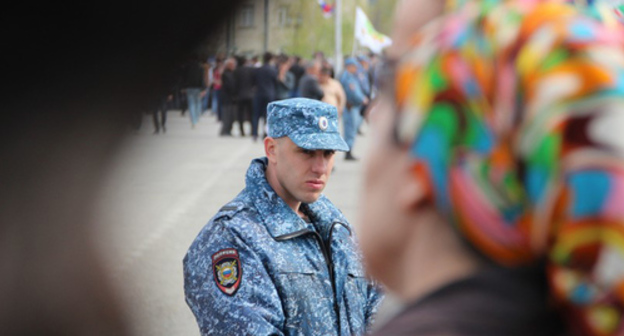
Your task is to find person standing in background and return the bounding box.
[182,56,205,129]
[288,56,305,97]
[319,66,346,118]
[251,52,277,142]
[252,55,262,68]
[355,55,371,134]
[276,54,295,101]
[339,58,367,161]
[211,58,223,120]
[298,61,324,101]
[219,57,237,136]
[234,55,254,137]
[201,59,212,114]
[153,94,173,134]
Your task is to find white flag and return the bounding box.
[354,7,392,54]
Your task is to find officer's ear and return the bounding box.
[265,137,278,164]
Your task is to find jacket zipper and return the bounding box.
[274,221,351,334]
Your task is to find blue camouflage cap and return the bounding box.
[344,57,358,67]
[267,98,349,152]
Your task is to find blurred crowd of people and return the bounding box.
[156,50,382,160]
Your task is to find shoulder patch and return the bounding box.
[212,248,242,296]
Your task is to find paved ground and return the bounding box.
[93,110,399,335]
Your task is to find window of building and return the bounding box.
[278,6,289,27]
[240,5,254,28]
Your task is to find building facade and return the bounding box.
[204,0,373,58]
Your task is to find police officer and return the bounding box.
[184,98,382,336]
[355,55,372,133]
[340,58,368,161]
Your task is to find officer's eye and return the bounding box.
[324,150,335,157]
[301,149,314,156]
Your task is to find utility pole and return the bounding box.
[334,0,343,76]
[263,0,269,53]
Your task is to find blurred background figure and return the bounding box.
[0,1,242,335]
[234,55,254,137]
[361,0,624,335]
[201,58,213,115]
[298,61,324,101]
[219,57,238,137]
[340,57,368,161]
[182,56,205,129]
[355,55,371,135]
[319,65,346,118]
[252,52,277,142]
[252,55,261,68]
[211,58,224,120]
[289,56,305,98]
[322,58,336,79]
[153,94,173,134]
[276,54,295,101]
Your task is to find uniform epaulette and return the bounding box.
[214,202,246,221]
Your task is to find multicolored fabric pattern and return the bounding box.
[393,0,624,334]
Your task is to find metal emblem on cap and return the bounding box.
[319,117,329,131]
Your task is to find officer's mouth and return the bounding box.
[305,179,325,190]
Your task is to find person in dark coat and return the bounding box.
[298,62,324,101]
[275,54,295,101]
[234,56,254,136]
[288,56,305,97]
[251,52,277,141]
[219,57,237,136]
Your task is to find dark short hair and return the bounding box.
[276,54,289,65]
[236,55,246,67]
[263,52,273,64]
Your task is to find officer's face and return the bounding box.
[271,137,336,206]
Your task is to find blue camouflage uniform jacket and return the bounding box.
[356,65,371,98]
[339,71,366,107]
[184,157,382,336]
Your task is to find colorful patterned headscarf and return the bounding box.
[393,0,624,334]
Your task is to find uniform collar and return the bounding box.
[245,157,350,239]
[245,157,310,238]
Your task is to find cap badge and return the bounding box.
[319,117,329,131]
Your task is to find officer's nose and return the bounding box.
[310,152,328,175]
